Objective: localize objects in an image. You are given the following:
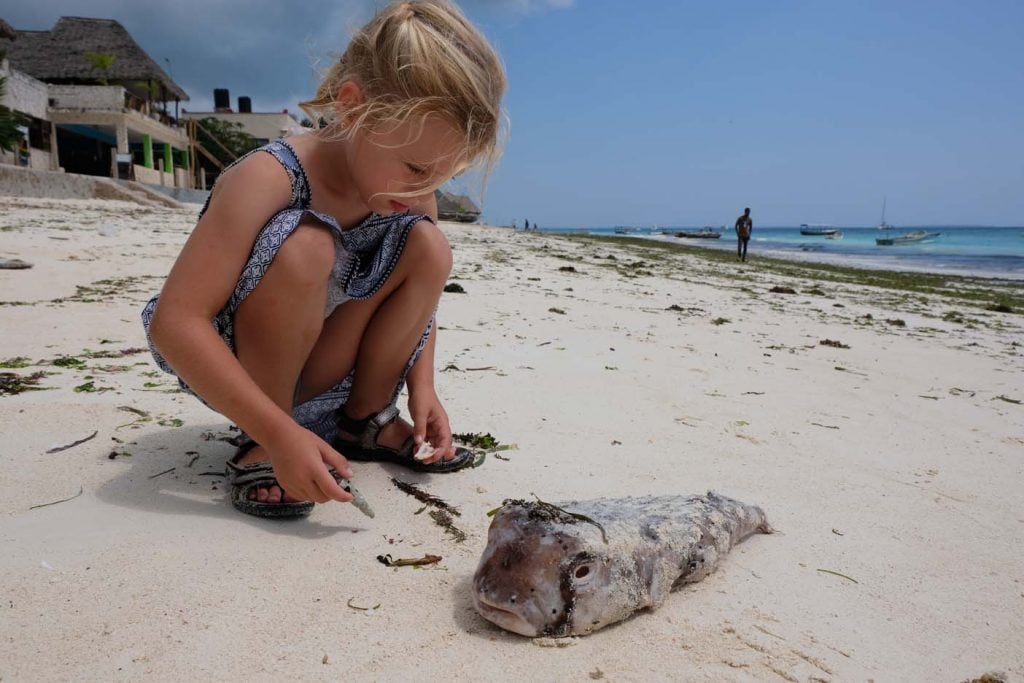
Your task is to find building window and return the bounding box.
[28,117,51,150]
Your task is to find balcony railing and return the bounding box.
[47,84,184,132]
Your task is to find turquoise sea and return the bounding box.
[525,226,1024,281]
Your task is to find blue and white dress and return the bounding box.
[141,139,433,442]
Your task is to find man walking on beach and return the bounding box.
[735,207,752,262]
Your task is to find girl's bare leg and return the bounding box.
[298,222,453,447]
[232,221,335,503]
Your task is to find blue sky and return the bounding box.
[5,1,1023,227]
[478,0,1024,227]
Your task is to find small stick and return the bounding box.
[148,467,175,480]
[376,554,442,567]
[46,431,98,454]
[117,405,149,417]
[816,568,859,584]
[29,486,83,510]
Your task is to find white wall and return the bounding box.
[0,59,49,120]
[48,85,125,111]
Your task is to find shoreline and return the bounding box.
[562,233,1024,313]
[1,196,1022,681]
[509,227,1024,282]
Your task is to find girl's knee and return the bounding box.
[404,221,453,281]
[274,221,336,286]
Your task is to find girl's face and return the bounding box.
[347,113,466,215]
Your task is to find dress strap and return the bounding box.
[196,139,312,217]
[262,139,312,208]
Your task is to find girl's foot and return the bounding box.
[235,445,303,503]
[333,405,474,472]
[335,413,414,452]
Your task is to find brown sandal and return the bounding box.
[334,404,475,473]
[225,440,375,518]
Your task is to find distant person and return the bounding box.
[524,219,530,230]
[140,0,506,519]
[735,207,753,262]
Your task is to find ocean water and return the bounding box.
[526,226,1024,281]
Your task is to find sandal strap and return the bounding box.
[337,404,400,449]
[227,463,281,487]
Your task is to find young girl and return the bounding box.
[142,0,506,518]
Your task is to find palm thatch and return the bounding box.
[0,17,187,101]
[0,19,17,41]
[436,190,481,223]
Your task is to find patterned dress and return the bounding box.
[141,139,433,443]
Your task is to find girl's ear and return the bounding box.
[334,81,365,123]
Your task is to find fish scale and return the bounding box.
[472,492,771,637]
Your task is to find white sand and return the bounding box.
[1,195,1022,681]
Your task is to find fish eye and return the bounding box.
[574,564,593,580]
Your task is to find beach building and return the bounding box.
[0,16,191,187]
[436,190,482,222]
[181,89,305,146]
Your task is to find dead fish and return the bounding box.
[472,493,771,637]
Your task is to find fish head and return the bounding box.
[472,500,615,637]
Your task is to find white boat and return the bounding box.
[800,223,839,236]
[876,230,940,246]
[877,197,892,230]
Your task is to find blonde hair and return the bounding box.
[301,0,507,191]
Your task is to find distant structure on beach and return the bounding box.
[435,190,481,222]
[181,89,304,146]
[0,16,193,187]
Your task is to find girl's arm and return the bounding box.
[147,154,351,501]
[406,324,458,462]
[404,197,458,460]
[149,153,294,444]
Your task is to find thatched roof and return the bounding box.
[0,17,188,100]
[436,190,481,221]
[0,19,17,41]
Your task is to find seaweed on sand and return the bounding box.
[428,509,468,543]
[391,478,461,516]
[495,496,609,544]
[0,371,47,396]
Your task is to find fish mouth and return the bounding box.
[472,594,541,637]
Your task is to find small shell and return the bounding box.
[414,441,436,462]
[341,481,375,518]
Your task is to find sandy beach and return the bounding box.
[1,195,1022,681]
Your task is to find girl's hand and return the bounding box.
[408,389,457,464]
[264,426,354,504]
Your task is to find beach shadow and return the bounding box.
[92,422,363,538]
